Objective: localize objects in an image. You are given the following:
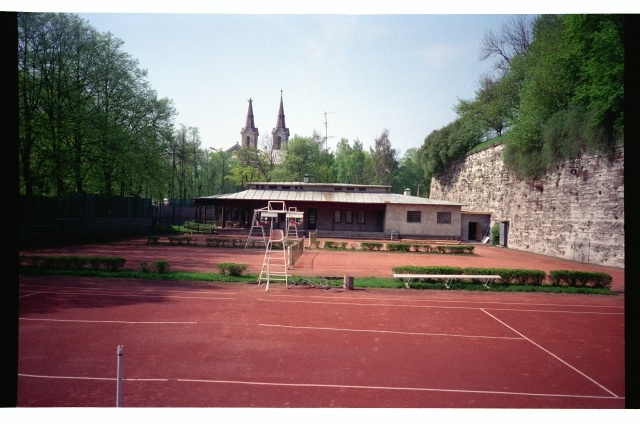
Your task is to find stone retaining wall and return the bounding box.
[429,143,624,268]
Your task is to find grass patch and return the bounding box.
[18,266,616,295]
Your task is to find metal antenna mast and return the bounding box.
[323,111,334,152]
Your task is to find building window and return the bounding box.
[407,211,421,223]
[275,136,281,150]
[345,210,353,224]
[357,211,365,224]
[334,210,341,223]
[437,212,451,224]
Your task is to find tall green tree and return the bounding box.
[370,129,398,187]
[504,14,623,178]
[227,146,272,186]
[394,148,428,197]
[455,74,511,139]
[419,117,483,185]
[333,138,375,184]
[18,12,177,199]
[281,135,330,183]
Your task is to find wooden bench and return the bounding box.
[393,274,502,289]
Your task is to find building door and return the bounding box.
[374,210,384,232]
[499,221,509,246]
[308,208,317,230]
[468,222,478,241]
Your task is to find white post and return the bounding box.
[266,258,270,292]
[116,345,124,407]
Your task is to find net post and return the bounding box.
[116,345,124,407]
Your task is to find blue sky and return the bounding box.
[13,1,635,156]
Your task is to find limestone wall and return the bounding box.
[429,143,624,268]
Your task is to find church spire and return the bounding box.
[241,98,259,148]
[272,90,290,150]
[245,98,257,131]
[275,90,287,130]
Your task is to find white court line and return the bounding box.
[19,373,168,382]
[480,308,620,398]
[259,323,523,340]
[18,290,236,301]
[20,284,237,296]
[269,293,624,310]
[258,298,621,314]
[481,307,622,315]
[174,378,623,401]
[16,373,624,401]
[20,318,197,324]
[19,292,42,299]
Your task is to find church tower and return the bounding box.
[271,91,290,150]
[240,98,259,148]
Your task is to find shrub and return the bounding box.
[361,242,384,251]
[20,255,45,266]
[323,241,347,250]
[444,245,475,254]
[205,237,225,247]
[549,270,612,289]
[140,261,150,273]
[387,243,412,252]
[414,244,432,253]
[463,267,545,285]
[152,260,170,273]
[101,257,126,271]
[217,262,248,276]
[491,224,500,246]
[20,255,126,271]
[392,265,464,275]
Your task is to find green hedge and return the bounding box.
[392,265,464,275]
[20,255,126,271]
[392,265,545,285]
[168,236,198,246]
[384,243,474,254]
[391,266,612,288]
[361,242,384,251]
[323,240,348,250]
[217,262,248,276]
[549,270,612,288]
[464,267,546,285]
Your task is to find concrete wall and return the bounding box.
[429,143,624,268]
[461,213,491,242]
[384,204,461,238]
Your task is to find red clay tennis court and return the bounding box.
[18,249,624,408]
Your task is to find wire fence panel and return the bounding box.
[287,237,305,269]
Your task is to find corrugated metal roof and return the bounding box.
[195,189,465,206]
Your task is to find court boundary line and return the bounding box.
[257,298,623,315]
[19,283,238,296]
[480,308,620,398]
[20,317,198,325]
[268,293,624,310]
[17,373,624,401]
[18,289,237,301]
[259,323,523,340]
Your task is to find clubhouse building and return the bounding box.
[192,94,490,241]
[193,180,490,241]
